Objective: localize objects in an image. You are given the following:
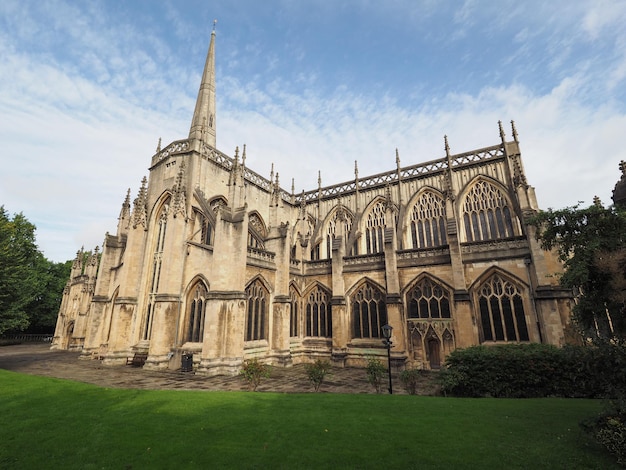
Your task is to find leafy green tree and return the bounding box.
[0,206,41,334]
[25,258,72,333]
[530,202,626,341]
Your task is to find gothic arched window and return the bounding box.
[248,213,267,249]
[326,208,353,259]
[462,180,516,242]
[144,201,169,341]
[305,286,332,337]
[352,282,388,339]
[410,192,447,248]
[478,274,529,342]
[289,286,300,338]
[201,217,214,245]
[187,283,208,342]
[365,201,386,254]
[407,278,451,319]
[245,280,269,341]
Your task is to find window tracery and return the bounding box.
[478,274,529,342]
[462,180,516,242]
[245,280,268,341]
[407,277,451,319]
[186,283,207,342]
[351,282,387,339]
[144,201,169,341]
[305,286,332,337]
[365,201,386,254]
[410,192,447,248]
[289,286,300,338]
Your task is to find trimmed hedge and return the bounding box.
[439,342,626,398]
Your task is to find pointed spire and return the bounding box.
[498,120,506,144]
[318,171,322,189]
[189,21,217,147]
[395,148,400,169]
[156,137,161,153]
[444,135,451,158]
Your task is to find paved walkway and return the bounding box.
[0,343,439,395]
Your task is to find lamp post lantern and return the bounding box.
[381,324,393,394]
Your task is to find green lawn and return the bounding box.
[0,370,616,469]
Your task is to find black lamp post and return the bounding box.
[381,324,393,394]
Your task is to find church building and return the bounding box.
[52,29,573,375]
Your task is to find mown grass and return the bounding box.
[0,370,616,469]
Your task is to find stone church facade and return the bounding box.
[52,30,572,375]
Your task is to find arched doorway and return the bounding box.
[63,322,74,350]
[427,337,441,369]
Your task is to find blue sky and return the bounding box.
[1,0,625,262]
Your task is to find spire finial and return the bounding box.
[354,160,359,179]
[498,120,506,143]
[156,137,161,153]
[318,171,322,189]
[444,135,450,157]
[291,178,295,195]
[593,196,602,207]
[213,19,217,32]
[620,160,626,177]
[395,148,400,167]
[242,144,247,167]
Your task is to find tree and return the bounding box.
[530,202,626,341]
[25,258,72,333]
[0,206,41,335]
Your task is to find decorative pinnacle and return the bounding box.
[498,120,506,142]
[620,160,626,177]
[444,135,450,157]
[593,195,602,207]
[242,144,247,166]
[291,178,295,194]
[354,160,359,179]
[395,148,400,167]
[511,120,519,142]
[156,137,161,153]
[318,171,322,188]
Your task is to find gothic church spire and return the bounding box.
[189,20,217,147]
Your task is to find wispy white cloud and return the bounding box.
[1,0,625,263]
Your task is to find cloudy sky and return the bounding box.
[1,0,625,262]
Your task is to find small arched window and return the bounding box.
[187,283,208,342]
[245,280,269,341]
[289,286,300,338]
